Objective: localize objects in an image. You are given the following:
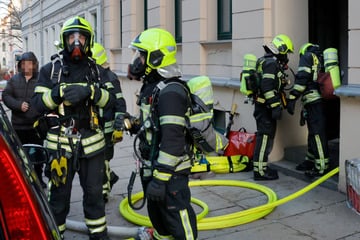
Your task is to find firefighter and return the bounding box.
[128,28,197,239]
[92,42,127,202]
[32,16,113,240]
[252,34,294,180]
[287,43,330,177]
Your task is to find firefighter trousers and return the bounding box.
[253,103,277,173]
[48,150,107,236]
[304,101,329,170]
[146,174,198,240]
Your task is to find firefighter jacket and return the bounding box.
[32,51,114,157]
[289,51,322,105]
[139,73,192,179]
[2,72,41,130]
[256,53,286,109]
[98,66,126,136]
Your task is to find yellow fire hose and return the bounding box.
[119,167,339,230]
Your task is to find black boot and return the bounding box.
[296,160,314,171]
[254,167,279,181]
[305,168,329,178]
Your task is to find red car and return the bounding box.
[0,103,61,239]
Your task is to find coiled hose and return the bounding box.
[119,167,339,230]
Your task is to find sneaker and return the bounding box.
[296,160,314,171]
[254,167,279,181]
[109,171,119,189]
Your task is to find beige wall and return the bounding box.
[22,0,354,192]
[337,0,360,191]
[109,0,309,163]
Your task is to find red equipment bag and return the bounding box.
[224,127,256,159]
[317,72,338,99]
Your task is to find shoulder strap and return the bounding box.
[50,53,63,84]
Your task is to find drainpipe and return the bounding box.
[40,0,43,66]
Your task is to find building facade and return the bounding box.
[0,0,22,74]
[20,0,357,192]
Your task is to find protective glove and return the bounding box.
[271,106,282,120]
[114,114,125,131]
[112,130,123,143]
[145,178,167,202]
[286,99,296,115]
[63,85,91,105]
[50,84,63,105]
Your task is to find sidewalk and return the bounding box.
[64,134,360,240]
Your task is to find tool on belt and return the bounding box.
[64,119,82,172]
[50,118,81,187]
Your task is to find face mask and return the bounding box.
[67,32,86,61]
[127,50,146,80]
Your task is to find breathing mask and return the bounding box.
[67,32,86,61]
[127,50,146,80]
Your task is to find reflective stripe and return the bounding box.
[263,73,275,79]
[256,97,266,103]
[104,82,114,89]
[160,115,186,127]
[58,223,66,233]
[42,90,58,109]
[253,161,268,173]
[153,169,172,181]
[264,91,275,99]
[47,141,72,152]
[81,131,104,147]
[157,150,191,171]
[215,132,227,152]
[96,89,110,107]
[189,112,212,123]
[192,83,213,106]
[46,131,105,155]
[298,66,311,73]
[34,85,49,93]
[175,160,192,172]
[293,84,306,92]
[270,102,280,108]
[85,216,107,234]
[157,150,187,168]
[302,90,321,104]
[153,230,175,240]
[180,209,195,240]
[116,92,123,99]
[255,134,268,175]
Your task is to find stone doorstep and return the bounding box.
[272,139,340,191]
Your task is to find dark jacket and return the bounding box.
[2,72,41,130]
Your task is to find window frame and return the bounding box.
[217,0,232,40]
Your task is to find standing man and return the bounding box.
[92,42,127,202]
[32,16,113,240]
[252,34,294,180]
[287,43,329,177]
[2,51,46,188]
[128,28,197,239]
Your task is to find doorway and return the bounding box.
[309,0,348,167]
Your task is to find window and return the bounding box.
[2,43,5,52]
[2,57,5,67]
[175,0,182,43]
[144,0,148,30]
[217,0,232,40]
[89,11,98,42]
